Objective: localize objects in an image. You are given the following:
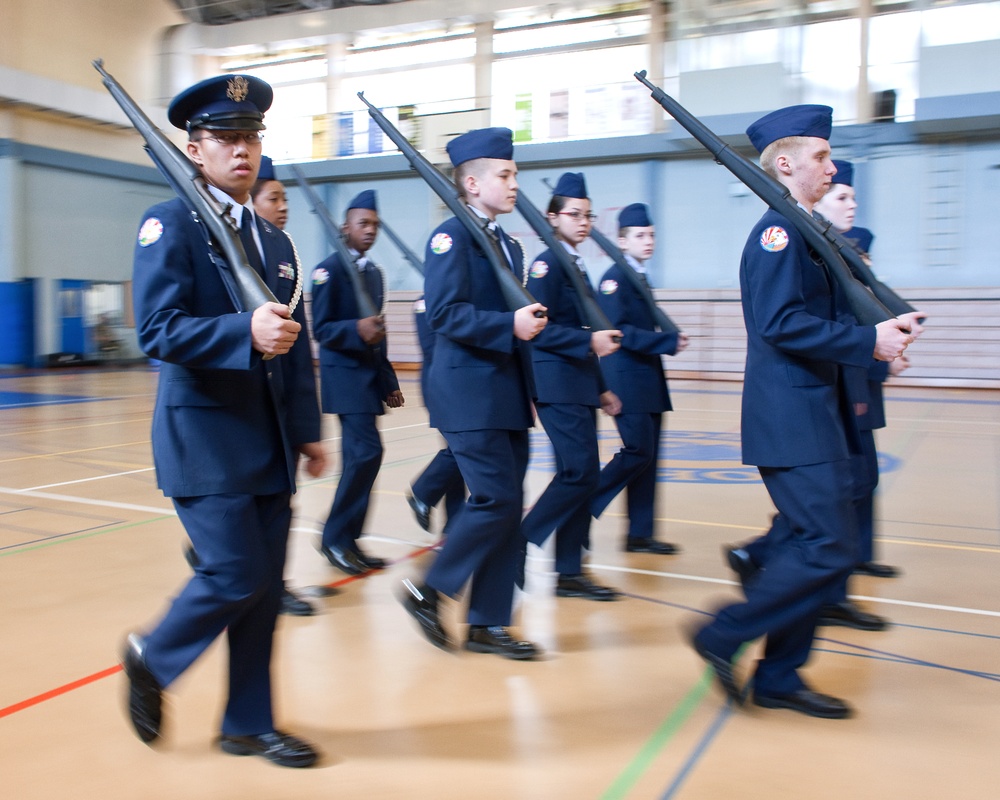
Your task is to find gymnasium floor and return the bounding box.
[1,366,997,800]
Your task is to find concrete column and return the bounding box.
[474,20,494,113]
[649,0,668,133]
[326,36,348,158]
[858,0,872,123]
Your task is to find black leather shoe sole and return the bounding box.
[818,604,888,632]
[691,635,743,706]
[555,576,621,601]
[724,546,759,588]
[122,633,163,744]
[407,493,431,532]
[854,561,900,578]
[465,627,540,660]
[401,582,450,650]
[279,589,316,617]
[319,544,368,576]
[626,539,680,555]
[219,731,319,768]
[753,690,852,719]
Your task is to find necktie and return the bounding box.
[487,222,514,270]
[575,256,593,291]
[239,207,265,278]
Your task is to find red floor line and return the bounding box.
[0,541,439,721]
[0,665,123,719]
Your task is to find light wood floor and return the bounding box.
[1,367,998,800]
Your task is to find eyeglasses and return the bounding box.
[198,132,264,146]
[558,211,597,222]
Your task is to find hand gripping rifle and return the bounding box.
[514,191,617,336]
[633,70,911,327]
[357,92,545,318]
[93,60,284,335]
[379,217,425,277]
[288,164,380,319]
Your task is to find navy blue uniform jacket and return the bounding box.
[310,253,399,415]
[525,249,605,406]
[423,217,534,432]
[595,263,679,414]
[739,208,876,468]
[132,198,320,497]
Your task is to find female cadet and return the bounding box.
[520,172,623,600]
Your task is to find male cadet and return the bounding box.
[691,105,915,719]
[400,127,548,659]
[591,203,688,554]
[312,190,403,575]
[124,74,325,767]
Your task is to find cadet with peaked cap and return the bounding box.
[312,189,403,576]
[691,105,915,719]
[123,74,325,766]
[520,171,624,601]
[590,201,689,555]
[400,126,548,659]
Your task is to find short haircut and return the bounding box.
[453,158,488,199]
[759,135,807,178]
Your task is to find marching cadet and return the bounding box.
[692,105,916,719]
[590,203,688,554]
[520,171,623,600]
[312,190,403,575]
[123,74,324,767]
[400,127,548,659]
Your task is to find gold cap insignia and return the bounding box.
[227,76,249,103]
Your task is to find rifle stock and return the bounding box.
[514,192,616,335]
[92,60,279,319]
[633,70,899,327]
[588,226,681,335]
[288,165,380,319]
[357,92,543,318]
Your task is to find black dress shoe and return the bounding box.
[318,543,368,576]
[465,626,541,660]
[407,492,432,532]
[353,544,387,571]
[219,730,319,768]
[753,688,852,719]
[401,580,450,650]
[556,573,621,601]
[818,601,888,632]
[122,633,163,744]
[691,632,744,706]
[280,587,316,617]
[724,545,760,588]
[854,561,900,578]
[625,538,680,555]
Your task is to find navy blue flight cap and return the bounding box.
[168,74,273,132]
[347,189,378,212]
[746,104,833,154]
[257,155,276,182]
[831,159,854,186]
[618,202,653,229]
[447,127,514,167]
[553,172,588,199]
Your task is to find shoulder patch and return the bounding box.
[138,217,163,247]
[529,260,549,279]
[430,232,453,255]
[600,279,619,295]
[759,226,789,252]
[312,267,330,285]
